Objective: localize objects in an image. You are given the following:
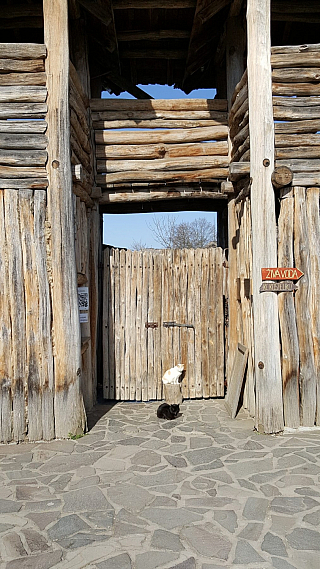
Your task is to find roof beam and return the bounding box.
[272,0,320,13]
[117,30,190,41]
[120,49,188,59]
[102,71,153,99]
[113,0,196,8]
[77,0,113,27]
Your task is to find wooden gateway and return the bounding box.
[1,0,320,441]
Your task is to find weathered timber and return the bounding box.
[273,106,320,121]
[90,98,227,111]
[276,159,320,173]
[273,84,320,96]
[275,133,320,147]
[99,189,225,204]
[0,133,47,149]
[229,161,250,181]
[231,136,250,163]
[0,103,47,119]
[294,187,317,426]
[77,0,113,29]
[271,166,293,189]
[229,84,248,121]
[0,59,45,73]
[292,172,320,186]
[225,343,249,419]
[271,52,320,68]
[0,17,43,29]
[0,86,47,103]
[0,166,47,179]
[0,121,47,134]
[230,110,248,140]
[113,0,196,6]
[70,109,91,154]
[306,188,320,425]
[95,126,228,145]
[117,29,189,41]
[0,178,48,189]
[272,68,320,83]
[277,187,300,428]
[123,48,187,59]
[44,0,86,438]
[96,141,229,159]
[69,63,89,108]
[0,6,42,18]
[229,98,249,137]
[97,156,229,173]
[92,110,228,122]
[247,0,283,433]
[69,84,90,136]
[73,182,94,207]
[92,118,227,129]
[276,147,320,159]
[272,43,320,54]
[273,96,320,107]
[0,73,46,86]
[272,1,320,14]
[70,133,92,173]
[232,122,249,149]
[97,168,229,185]
[0,150,47,167]
[231,69,248,106]
[0,44,46,60]
[275,120,320,136]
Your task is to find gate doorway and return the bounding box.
[103,246,225,401]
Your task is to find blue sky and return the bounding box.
[102,84,217,249]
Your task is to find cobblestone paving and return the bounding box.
[1,400,320,569]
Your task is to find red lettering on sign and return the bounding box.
[261,268,304,281]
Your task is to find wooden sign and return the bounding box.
[261,268,304,281]
[260,281,298,293]
[225,343,249,419]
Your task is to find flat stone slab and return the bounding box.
[62,486,111,512]
[151,529,184,551]
[141,507,203,529]
[287,528,320,550]
[181,525,232,560]
[96,553,132,569]
[107,484,154,513]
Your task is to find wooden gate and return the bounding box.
[103,246,225,400]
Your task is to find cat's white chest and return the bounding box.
[162,364,184,385]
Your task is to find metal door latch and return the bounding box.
[145,322,158,329]
[163,321,194,328]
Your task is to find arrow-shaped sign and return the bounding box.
[261,268,304,281]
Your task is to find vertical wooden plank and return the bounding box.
[135,251,143,401]
[208,248,217,398]
[201,248,210,398]
[294,186,316,426]
[0,190,12,443]
[124,249,131,400]
[141,251,149,401]
[243,199,255,416]
[108,248,116,399]
[278,188,300,428]
[5,190,26,441]
[216,247,225,397]
[129,250,138,401]
[187,248,196,399]
[147,252,155,400]
[247,0,284,433]
[153,250,162,400]
[306,188,320,425]
[161,249,172,381]
[179,249,189,399]
[119,249,126,400]
[43,0,85,436]
[173,249,181,366]
[89,206,100,407]
[103,247,110,399]
[194,248,203,398]
[113,248,121,399]
[227,199,239,385]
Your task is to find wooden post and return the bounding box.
[43,0,86,438]
[247,0,284,433]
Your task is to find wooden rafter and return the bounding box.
[77,0,113,27]
[117,30,190,41]
[112,0,196,8]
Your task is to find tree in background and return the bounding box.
[148,216,217,249]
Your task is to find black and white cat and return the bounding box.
[157,403,180,420]
[162,363,185,385]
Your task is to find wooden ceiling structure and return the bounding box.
[1,1,320,99]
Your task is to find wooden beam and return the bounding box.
[272,0,320,13]
[99,188,225,204]
[112,0,196,7]
[95,125,228,144]
[247,0,284,433]
[90,98,227,111]
[120,49,188,59]
[43,0,86,438]
[0,17,43,29]
[117,30,190,41]
[77,0,113,27]
[103,71,153,99]
[0,5,43,18]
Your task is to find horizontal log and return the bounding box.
[271,52,320,68]
[70,110,91,154]
[0,149,47,166]
[117,29,190,41]
[275,133,320,147]
[229,162,250,181]
[292,172,320,186]
[121,49,187,59]
[69,86,90,136]
[0,178,48,189]
[97,155,229,173]
[69,61,89,109]
[274,119,320,134]
[230,111,249,141]
[0,44,46,59]
[276,159,320,172]
[99,189,226,204]
[97,168,229,185]
[92,118,227,129]
[273,83,320,96]
[0,133,47,149]
[70,134,92,173]
[0,86,47,103]
[232,123,249,150]
[275,146,320,159]
[271,44,320,55]
[272,13,320,23]
[73,182,94,207]
[273,95,320,107]
[231,136,250,163]
[240,149,250,162]
[95,125,228,145]
[0,120,47,133]
[113,0,196,6]
[273,105,320,121]
[0,103,47,119]
[271,166,293,189]
[0,58,45,73]
[229,99,249,136]
[90,98,227,112]
[91,110,228,122]
[229,84,248,122]
[0,17,43,29]
[0,72,46,86]
[95,141,229,159]
[231,69,248,107]
[272,2,320,14]
[272,68,320,83]
[0,165,47,178]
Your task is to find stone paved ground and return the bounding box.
[0,400,320,569]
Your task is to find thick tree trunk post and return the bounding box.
[247,0,284,433]
[43,0,86,438]
[164,384,183,405]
